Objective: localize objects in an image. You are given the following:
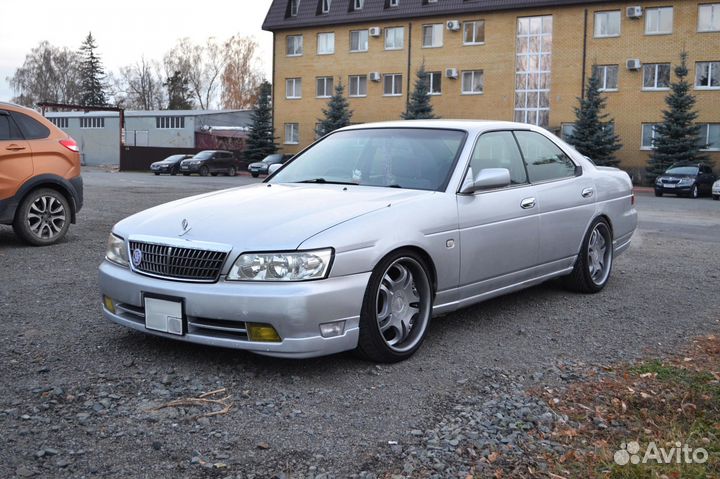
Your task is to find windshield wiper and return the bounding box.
[296,178,357,185]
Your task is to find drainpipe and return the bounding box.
[406,22,412,109]
[581,9,588,99]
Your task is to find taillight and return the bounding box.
[59,138,79,152]
[631,193,635,206]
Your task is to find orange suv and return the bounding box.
[0,102,83,245]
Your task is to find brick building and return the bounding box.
[262,0,720,178]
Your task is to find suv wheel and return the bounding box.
[227,166,237,177]
[200,165,210,177]
[13,188,71,246]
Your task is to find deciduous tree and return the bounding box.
[221,36,263,109]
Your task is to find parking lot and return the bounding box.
[1,168,719,478]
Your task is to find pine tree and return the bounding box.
[78,32,108,106]
[566,68,622,166]
[165,71,193,110]
[316,81,352,137]
[402,65,438,120]
[646,52,708,181]
[244,81,278,162]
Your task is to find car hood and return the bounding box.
[113,183,433,251]
[660,174,695,180]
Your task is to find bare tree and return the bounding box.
[221,35,264,110]
[8,41,81,106]
[114,57,166,110]
[164,37,225,109]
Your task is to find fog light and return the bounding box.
[319,321,345,338]
[247,323,281,342]
[103,295,115,314]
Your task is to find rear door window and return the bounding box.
[10,111,50,140]
[513,130,576,183]
[0,113,24,141]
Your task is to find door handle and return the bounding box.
[5,144,25,151]
[520,197,536,209]
[581,187,594,198]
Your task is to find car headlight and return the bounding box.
[106,233,129,267]
[656,177,663,185]
[227,249,333,281]
[677,178,694,185]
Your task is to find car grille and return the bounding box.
[128,241,228,282]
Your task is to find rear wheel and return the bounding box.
[690,185,698,199]
[563,218,613,294]
[200,166,210,177]
[13,188,71,246]
[182,173,190,176]
[170,166,178,176]
[227,166,237,177]
[356,250,433,363]
[210,172,218,176]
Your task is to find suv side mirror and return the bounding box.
[268,163,282,175]
[459,168,511,194]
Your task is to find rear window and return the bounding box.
[0,113,24,141]
[10,111,50,140]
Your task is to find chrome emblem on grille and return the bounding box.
[180,218,191,236]
[132,248,143,267]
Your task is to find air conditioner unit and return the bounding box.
[626,59,642,70]
[369,72,382,82]
[626,6,643,18]
[369,26,381,37]
[446,20,461,31]
[445,68,458,79]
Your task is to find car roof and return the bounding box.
[339,119,543,135]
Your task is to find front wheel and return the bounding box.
[563,218,613,294]
[227,166,237,177]
[654,190,663,197]
[153,172,160,176]
[182,173,190,176]
[13,188,71,246]
[170,167,178,176]
[690,185,699,199]
[251,172,259,178]
[713,195,719,201]
[356,250,433,363]
[200,166,210,177]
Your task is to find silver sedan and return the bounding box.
[99,121,637,362]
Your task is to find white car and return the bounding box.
[713,179,720,201]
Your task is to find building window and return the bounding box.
[287,35,303,56]
[349,75,368,97]
[383,74,402,96]
[696,62,720,89]
[427,71,442,95]
[463,20,485,45]
[290,0,300,16]
[641,123,660,150]
[642,64,671,90]
[560,123,576,140]
[285,123,299,144]
[350,30,369,52]
[317,32,335,54]
[156,116,185,129]
[80,117,104,129]
[699,4,720,32]
[389,0,398,6]
[645,7,673,35]
[50,117,68,128]
[593,65,619,91]
[321,0,331,14]
[698,124,720,150]
[316,76,334,97]
[461,70,484,94]
[353,0,364,10]
[286,78,302,99]
[514,16,552,127]
[384,27,404,50]
[594,11,621,37]
[422,24,443,48]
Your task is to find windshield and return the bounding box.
[666,166,698,176]
[164,155,185,162]
[193,151,213,160]
[269,128,466,191]
[262,154,283,164]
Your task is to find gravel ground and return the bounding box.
[1,169,719,478]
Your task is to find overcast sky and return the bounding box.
[0,0,275,102]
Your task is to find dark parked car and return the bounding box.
[654,163,717,198]
[179,150,240,177]
[247,153,291,178]
[150,154,192,176]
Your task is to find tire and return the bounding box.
[153,172,160,176]
[690,185,698,199]
[210,172,218,176]
[182,173,190,176]
[356,250,433,363]
[13,188,71,246]
[563,218,613,294]
[170,167,178,176]
[200,166,210,177]
[251,172,259,178]
[713,195,719,201]
[227,166,237,177]
[654,190,663,197]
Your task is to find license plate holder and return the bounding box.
[144,294,185,335]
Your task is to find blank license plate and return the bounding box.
[664,183,675,188]
[144,296,184,335]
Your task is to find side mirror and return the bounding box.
[459,168,511,194]
[268,163,282,175]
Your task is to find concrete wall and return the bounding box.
[271,0,720,178]
[59,116,121,166]
[125,116,196,149]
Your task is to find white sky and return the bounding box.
[0,0,275,103]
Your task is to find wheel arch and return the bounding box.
[12,175,79,224]
[376,245,438,298]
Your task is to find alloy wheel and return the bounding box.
[26,195,66,241]
[587,222,612,286]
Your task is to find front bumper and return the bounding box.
[180,163,203,172]
[98,261,369,358]
[151,165,173,173]
[655,184,693,195]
